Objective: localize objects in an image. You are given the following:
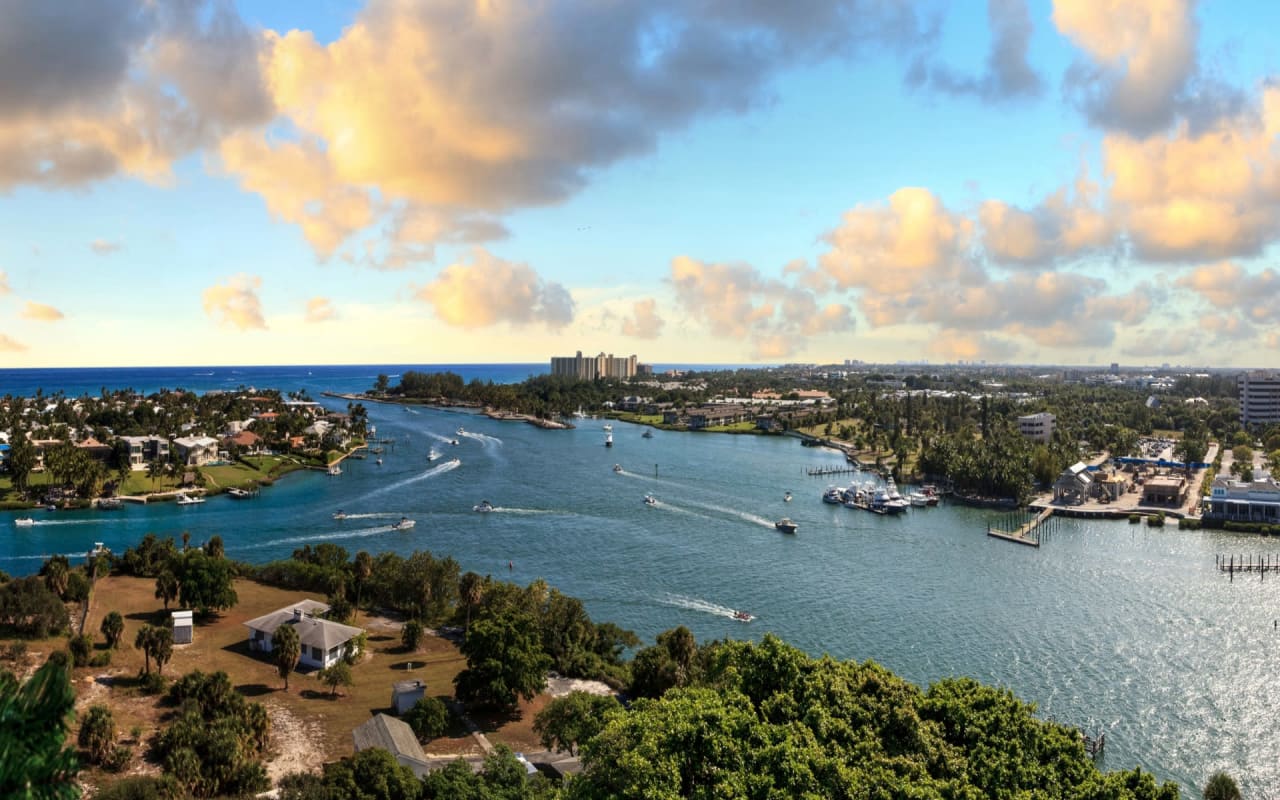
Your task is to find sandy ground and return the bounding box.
[264,699,325,783]
[545,674,614,697]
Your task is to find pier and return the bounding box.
[986,507,1055,547]
[1216,554,1280,581]
[806,465,860,476]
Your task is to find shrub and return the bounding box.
[1128,514,1140,524]
[403,696,451,741]
[3,642,28,662]
[78,704,116,765]
[90,651,112,668]
[104,744,134,773]
[402,619,424,652]
[0,576,70,638]
[64,570,92,603]
[1179,517,1202,530]
[94,776,181,800]
[1147,513,1165,527]
[68,634,94,667]
[140,672,168,695]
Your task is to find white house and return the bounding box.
[172,435,220,466]
[243,599,364,669]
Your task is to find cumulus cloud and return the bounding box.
[1053,0,1241,135]
[202,274,266,331]
[620,299,664,339]
[0,0,272,189]
[20,301,64,321]
[304,297,337,323]
[0,334,26,352]
[89,238,123,255]
[907,0,1043,102]
[979,172,1114,265]
[925,330,1022,363]
[1121,329,1198,358]
[1176,262,1280,326]
[415,248,574,330]
[0,269,9,295]
[669,256,853,359]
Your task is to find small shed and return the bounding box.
[392,679,426,715]
[172,610,194,644]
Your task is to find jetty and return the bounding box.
[1216,554,1280,581]
[986,507,1055,547]
[806,465,860,476]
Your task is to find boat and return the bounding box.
[14,518,34,527]
[456,427,466,436]
[390,517,416,531]
[97,497,123,510]
[604,424,613,448]
[226,487,254,499]
[642,430,654,439]
[613,464,623,473]
[332,510,348,520]
[428,448,442,461]
[732,610,754,622]
[644,494,657,506]
[450,439,460,446]
[89,542,109,557]
[175,494,205,505]
[376,458,383,465]
[822,486,845,505]
[775,518,798,534]
[327,466,342,476]
[473,500,495,513]
[908,491,929,507]
[784,491,792,503]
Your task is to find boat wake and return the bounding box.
[645,499,705,519]
[677,498,776,529]
[460,431,502,445]
[243,524,395,550]
[425,432,454,443]
[360,459,460,502]
[334,512,402,520]
[658,593,743,621]
[490,507,556,515]
[19,519,110,527]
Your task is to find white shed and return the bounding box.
[391,679,426,715]
[172,610,194,644]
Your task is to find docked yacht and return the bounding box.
[822,486,845,504]
[775,518,798,534]
[175,493,205,505]
[473,500,495,513]
[327,466,342,476]
[908,491,930,507]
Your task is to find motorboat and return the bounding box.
[428,448,442,461]
[456,427,466,436]
[390,517,416,531]
[376,458,383,465]
[644,494,658,506]
[613,464,623,473]
[450,439,460,446]
[89,542,109,557]
[775,518,798,534]
[14,518,35,527]
[332,510,348,520]
[732,610,754,622]
[908,491,929,507]
[327,466,342,476]
[175,494,205,505]
[822,486,845,505]
[226,487,254,499]
[98,497,123,510]
[473,500,495,513]
[642,430,654,439]
[784,491,792,503]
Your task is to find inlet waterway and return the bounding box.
[4,390,1278,794]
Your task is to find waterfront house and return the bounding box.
[243,599,364,669]
[223,430,264,455]
[688,405,750,429]
[172,435,219,466]
[76,436,113,464]
[662,409,685,426]
[120,435,170,469]
[352,714,430,776]
[1201,476,1280,523]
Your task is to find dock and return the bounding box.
[806,466,860,476]
[986,507,1055,547]
[1216,554,1280,581]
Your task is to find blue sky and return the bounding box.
[2,0,1279,367]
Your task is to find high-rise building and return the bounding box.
[1239,371,1280,427]
[550,351,640,380]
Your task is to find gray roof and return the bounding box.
[352,714,426,761]
[243,600,363,651]
[393,679,426,695]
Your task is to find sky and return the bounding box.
[2,0,1280,368]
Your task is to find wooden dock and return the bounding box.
[806,466,860,476]
[1216,554,1280,581]
[987,507,1055,547]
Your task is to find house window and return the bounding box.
[312,646,323,661]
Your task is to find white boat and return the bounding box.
[89,542,109,557]
[603,424,613,448]
[450,439,460,446]
[644,494,657,506]
[333,510,348,520]
[226,487,254,499]
[390,517,416,531]
[775,518,798,534]
[376,458,383,465]
[98,497,123,510]
[613,464,623,473]
[473,500,495,513]
[175,494,205,505]
[908,491,929,507]
[427,448,442,461]
[456,427,466,436]
[784,491,793,503]
[822,486,845,504]
[14,517,35,527]
[732,610,754,622]
[328,466,342,476]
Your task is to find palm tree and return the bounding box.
[353,551,373,610]
[459,571,485,633]
[41,557,69,599]
[146,459,161,489]
[273,624,301,691]
[100,611,124,649]
[135,625,156,674]
[1203,772,1241,800]
[155,571,179,610]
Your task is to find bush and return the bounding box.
[1128,514,1141,524]
[68,634,94,667]
[0,576,70,638]
[3,642,27,662]
[94,776,181,800]
[64,570,92,603]
[140,672,168,695]
[402,619,424,651]
[1179,517,1201,530]
[104,744,134,773]
[403,696,451,741]
[90,651,112,668]
[78,704,116,765]
[1147,513,1165,527]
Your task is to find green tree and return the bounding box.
[316,747,421,800]
[0,657,80,799]
[454,611,551,710]
[318,661,353,698]
[402,619,424,652]
[403,696,451,741]
[174,550,237,615]
[78,704,116,766]
[134,625,172,676]
[154,571,178,611]
[459,571,485,633]
[533,691,621,756]
[204,535,224,561]
[0,577,70,638]
[68,634,93,668]
[273,624,300,691]
[1203,771,1241,800]
[100,611,125,650]
[41,556,71,599]
[7,434,37,496]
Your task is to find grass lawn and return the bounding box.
[704,421,760,433]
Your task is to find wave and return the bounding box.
[242,524,396,550]
[359,459,460,503]
[658,593,745,620]
[460,431,502,445]
[0,551,92,562]
[671,497,776,529]
[489,507,557,515]
[333,512,402,520]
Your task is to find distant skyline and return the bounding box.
[2,0,1280,368]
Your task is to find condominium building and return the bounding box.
[550,351,639,380]
[1017,412,1055,443]
[1238,371,1280,427]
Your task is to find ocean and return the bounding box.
[2,367,1277,794]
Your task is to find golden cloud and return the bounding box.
[20,301,64,321]
[0,269,9,295]
[925,330,1020,362]
[304,297,337,323]
[0,333,26,352]
[89,239,124,255]
[414,248,573,330]
[620,299,664,339]
[202,274,267,331]
[979,173,1113,265]
[1176,261,1280,324]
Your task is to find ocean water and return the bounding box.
[2,376,1277,794]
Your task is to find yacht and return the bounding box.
[775,518,798,534]
[613,464,623,473]
[14,517,35,527]
[175,494,205,505]
[822,486,845,505]
[908,491,929,507]
[97,497,123,510]
[604,424,613,448]
[390,517,416,531]
[473,500,495,513]
[644,494,658,506]
[327,466,342,476]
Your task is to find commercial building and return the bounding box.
[1238,371,1280,427]
[550,351,640,380]
[1202,475,1280,523]
[1017,412,1055,443]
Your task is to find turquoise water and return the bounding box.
[4,400,1278,794]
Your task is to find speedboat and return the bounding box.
[784,491,792,503]
[613,464,623,473]
[775,518,798,534]
[332,510,347,520]
[644,494,657,506]
[642,430,654,439]
[14,518,35,527]
[456,427,466,436]
[390,517,416,531]
[450,439,460,446]
[226,487,253,499]
[427,448,441,462]
[732,610,754,622]
[473,500,495,513]
[175,494,205,505]
[376,458,383,465]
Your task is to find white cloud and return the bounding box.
[20,301,64,321]
[414,248,574,330]
[304,297,337,323]
[202,273,267,331]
